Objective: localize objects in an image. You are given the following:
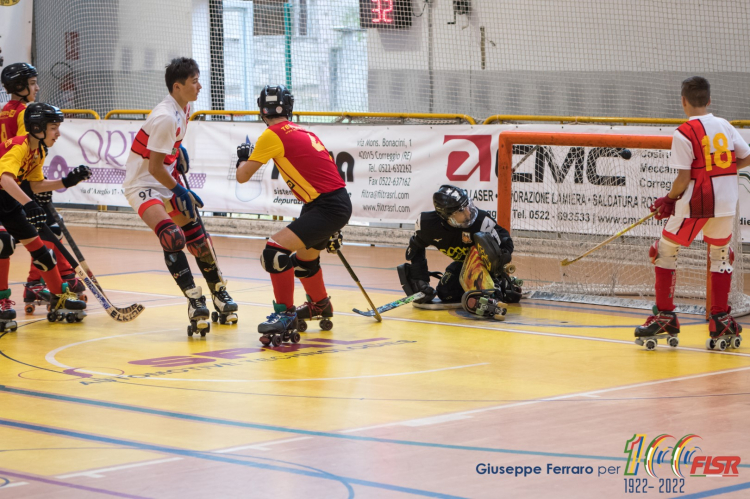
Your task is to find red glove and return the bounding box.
[651,195,678,220]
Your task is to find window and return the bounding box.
[254,0,285,36]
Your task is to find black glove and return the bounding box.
[236,142,254,168]
[23,200,46,230]
[176,145,190,174]
[34,190,53,206]
[326,231,343,254]
[62,165,92,188]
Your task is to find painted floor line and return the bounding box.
[338,364,750,434]
[56,457,183,479]
[0,418,464,499]
[216,437,314,453]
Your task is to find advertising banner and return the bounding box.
[0,0,33,104]
[46,120,750,241]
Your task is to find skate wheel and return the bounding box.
[260,335,271,346]
[271,334,282,347]
[8,323,17,332]
[200,331,207,337]
[24,304,35,314]
[320,319,333,331]
[732,336,742,349]
[211,311,219,323]
[0,323,4,333]
[297,320,308,332]
[634,338,644,346]
[717,339,728,351]
[291,332,301,343]
[645,339,657,350]
[82,294,88,302]
[187,325,194,337]
[706,338,716,350]
[66,313,76,323]
[219,315,226,325]
[668,337,679,348]
[282,332,291,342]
[47,312,56,322]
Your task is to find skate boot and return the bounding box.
[707,308,743,351]
[634,306,680,350]
[258,301,299,346]
[47,284,87,323]
[0,289,18,332]
[185,286,211,337]
[461,290,507,320]
[295,294,333,332]
[23,279,50,314]
[61,271,87,302]
[210,283,238,325]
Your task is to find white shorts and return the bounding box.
[125,185,179,218]
[663,215,733,247]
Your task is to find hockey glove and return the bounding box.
[23,200,46,230]
[34,190,53,206]
[326,231,343,253]
[176,145,190,174]
[170,184,204,221]
[62,165,92,188]
[651,195,678,220]
[236,142,254,168]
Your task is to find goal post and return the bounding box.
[497,131,750,317]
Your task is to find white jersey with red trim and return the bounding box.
[669,113,750,218]
[123,94,190,191]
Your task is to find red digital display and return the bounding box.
[359,0,412,29]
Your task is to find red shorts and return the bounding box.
[662,215,733,247]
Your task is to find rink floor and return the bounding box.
[0,226,748,498]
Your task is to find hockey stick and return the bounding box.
[39,223,145,322]
[560,212,656,266]
[178,171,226,286]
[352,291,425,317]
[337,249,382,322]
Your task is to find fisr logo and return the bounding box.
[444,135,493,182]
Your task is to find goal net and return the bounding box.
[498,131,750,316]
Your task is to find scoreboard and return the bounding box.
[359,0,413,29]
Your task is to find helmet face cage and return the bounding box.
[1,63,38,96]
[257,85,294,120]
[433,185,479,228]
[24,103,64,140]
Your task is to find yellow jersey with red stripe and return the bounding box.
[249,121,345,203]
[0,100,27,142]
[0,134,45,186]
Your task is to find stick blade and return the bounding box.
[352,308,376,317]
[560,259,572,266]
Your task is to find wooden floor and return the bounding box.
[0,226,748,498]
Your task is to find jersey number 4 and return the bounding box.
[702,132,732,171]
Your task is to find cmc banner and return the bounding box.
[0,0,33,104]
[47,120,750,241]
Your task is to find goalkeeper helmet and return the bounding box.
[1,63,38,96]
[258,85,294,120]
[24,102,64,140]
[433,185,478,229]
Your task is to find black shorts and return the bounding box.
[287,188,352,250]
[0,191,39,241]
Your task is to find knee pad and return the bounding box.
[291,254,320,278]
[261,242,292,274]
[30,245,56,272]
[155,220,186,253]
[710,244,734,273]
[0,231,15,259]
[182,221,212,260]
[649,238,679,270]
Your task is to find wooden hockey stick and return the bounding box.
[337,249,382,322]
[39,223,145,322]
[560,212,656,266]
[353,291,425,317]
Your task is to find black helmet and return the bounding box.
[1,62,38,96]
[257,85,294,120]
[24,102,64,140]
[433,185,478,228]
